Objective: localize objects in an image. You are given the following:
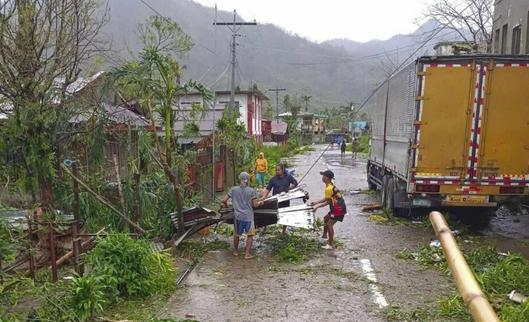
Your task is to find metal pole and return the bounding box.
[213,10,256,114]
[267,88,286,123]
[275,91,279,122]
[211,96,216,199]
[72,163,80,221]
[429,211,499,322]
[229,10,237,113]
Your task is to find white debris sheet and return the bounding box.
[276,204,315,229]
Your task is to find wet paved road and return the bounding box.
[161,145,529,321]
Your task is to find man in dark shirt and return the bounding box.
[261,163,298,234]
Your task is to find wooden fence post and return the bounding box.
[132,173,141,234]
[27,216,35,279]
[49,221,58,282]
[72,163,83,275]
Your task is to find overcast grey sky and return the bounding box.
[192,0,434,42]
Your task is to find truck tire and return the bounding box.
[367,175,378,190]
[367,162,378,190]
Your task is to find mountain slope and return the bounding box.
[103,0,458,109]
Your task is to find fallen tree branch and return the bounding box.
[55,226,107,268]
[60,164,146,234]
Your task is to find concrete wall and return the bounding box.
[493,0,529,54]
[175,92,263,141]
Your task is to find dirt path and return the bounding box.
[160,145,529,321]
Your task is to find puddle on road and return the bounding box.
[162,247,383,322]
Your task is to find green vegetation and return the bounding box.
[70,275,107,320]
[103,294,178,321]
[213,223,235,237]
[368,210,409,226]
[267,231,323,264]
[86,234,176,299]
[1,234,177,321]
[396,244,529,321]
[176,239,230,262]
[346,134,370,154]
[0,218,21,267]
[384,305,437,321]
[0,0,105,211]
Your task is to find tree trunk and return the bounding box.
[132,173,141,233]
[160,162,185,237]
[38,174,54,209]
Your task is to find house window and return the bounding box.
[494,29,500,53]
[501,24,508,54]
[512,25,522,54]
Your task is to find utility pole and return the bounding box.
[214,10,256,113]
[268,88,286,123]
[301,95,312,112]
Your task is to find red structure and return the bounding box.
[261,119,272,136]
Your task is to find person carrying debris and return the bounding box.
[222,172,264,259]
[310,170,347,249]
[261,163,298,234]
[255,152,268,188]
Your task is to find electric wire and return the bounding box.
[207,62,231,88]
[354,2,475,114]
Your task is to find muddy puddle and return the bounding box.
[161,247,382,322]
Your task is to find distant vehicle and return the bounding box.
[326,129,349,144]
[365,55,529,213]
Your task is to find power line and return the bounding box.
[213,10,257,112]
[207,63,231,88]
[287,32,461,66]
[236,64,243,86]
[355,3,475,114]
[236,29,459,65]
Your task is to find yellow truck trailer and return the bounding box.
[366,55,529,212]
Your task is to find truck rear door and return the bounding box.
[413,63,475,182]
[479,63,529,188]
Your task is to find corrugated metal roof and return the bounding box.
[69,103,149,126]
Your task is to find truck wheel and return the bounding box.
[367,162,376,190]
[367,174,377,190]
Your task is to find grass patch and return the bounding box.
[368,209,412,226]
[397,242,529,321]
[291,145,315,155]
[396,246,449,274]
[384,305,438,321]
[176,239,230,262]
[266,231,323,264]
[213,223,234,237]
[101,293,173,321]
